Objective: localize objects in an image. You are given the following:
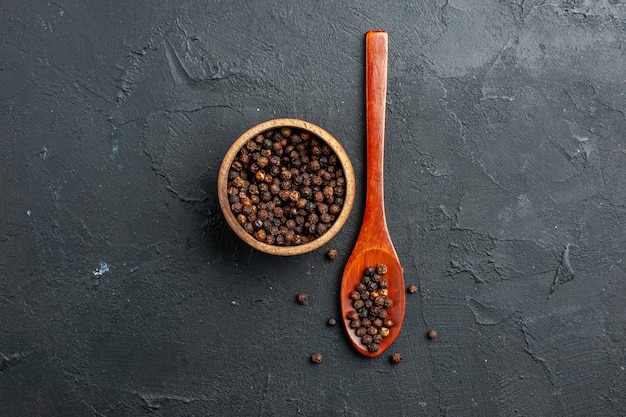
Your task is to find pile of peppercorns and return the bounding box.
[347,264,394,352]
[226,127,347,246]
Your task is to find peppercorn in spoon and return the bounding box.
[340,31,405,357]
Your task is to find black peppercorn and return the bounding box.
[309,159,321,171]
[258,156,269,168]
[254,229,266,242]
[329,204,341,215]
[327,318,337,326]
[296,293,309,305]
[361,335,373,346]
[390,353,403,364]
[231,202,243,214]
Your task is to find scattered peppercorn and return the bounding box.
[347,265,394,351]
[407,284,418,294]
[327,317,337,326]
[326,249,338,260]
[390,353,403,364]
[311,352,323,363]
[428,329,438,339]
[227,127,346,246]
[296,293,309,305]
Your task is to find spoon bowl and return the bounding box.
[341,30,405,357]
[341,247,405,356]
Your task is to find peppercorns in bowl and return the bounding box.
[218,118,356,256]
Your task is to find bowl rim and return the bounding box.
[217,118,356,256]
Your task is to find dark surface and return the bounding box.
[1,1,625,416]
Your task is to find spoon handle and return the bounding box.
[364,30,389,229]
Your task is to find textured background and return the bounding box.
[1,1,625,416]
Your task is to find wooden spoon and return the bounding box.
[341,30,405,357]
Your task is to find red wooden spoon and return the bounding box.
[340,31,405,357]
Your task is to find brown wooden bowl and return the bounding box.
[218,118,356,256]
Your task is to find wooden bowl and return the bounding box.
[218,118,356,256]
